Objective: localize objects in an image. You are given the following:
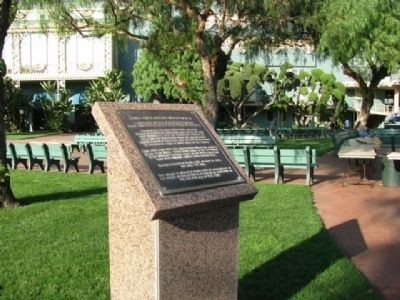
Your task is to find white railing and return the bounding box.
[347,97,393,115]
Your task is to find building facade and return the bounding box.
[2,9,137,131]
[3,9,399,130]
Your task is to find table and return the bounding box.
[338,138,377,186]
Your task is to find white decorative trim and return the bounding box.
[32,64,46,72]
[12,34,20,73]
[104,34,113,70]
[8,73,107,81]
[77,62,92,71]
[58,38,66,74]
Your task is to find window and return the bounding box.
[384,90,394,105]
[20,34,48,72]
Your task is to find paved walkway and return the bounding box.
[10,134,400,299]
[257,153,400,300]
[313,155,400,300]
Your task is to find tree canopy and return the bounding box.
[309,0,400,127]
[32,0,310,123]
[132,49,204,104]
[218,62,346,128]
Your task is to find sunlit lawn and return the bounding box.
[0,171,379,299]
[277,137,333,156]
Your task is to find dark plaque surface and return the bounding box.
[118,110,244,195]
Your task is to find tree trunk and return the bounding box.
[0,0,18,208]
[200,57,219,125]
[355,89,374,128]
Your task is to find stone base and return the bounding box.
[158,204,239,300]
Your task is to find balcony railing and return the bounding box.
[346,97,393,115]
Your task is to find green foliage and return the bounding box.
[266,63,347,127]
[218,61,346,128]
[0,163,9,183]
[4,77,31,132]
[316,0,400,73]
[0,58,6,77]
[309,0,400,125]
[132,49,204,104]
[217,62,268,127]
[35,0,311,124]
[84,70,125,106]
[36,81,72,132]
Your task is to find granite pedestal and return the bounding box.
[93,103,257,300]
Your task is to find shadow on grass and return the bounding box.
[18,187,107,205]
[239,225,368,299]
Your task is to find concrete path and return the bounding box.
[9,133,400,299]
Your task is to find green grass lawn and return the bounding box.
[0,171,379,299]
[6,131,57,140]
[278,137,333,156]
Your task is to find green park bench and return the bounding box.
[216,128,270,136]
[228,145,317,185]
[248,146,281,183]
[227,147,250,178]
[6,143,28,170]
[220,134,276,148]
[277,146,317,186]
[87,144,107,174]
[277,128,330,139]
[45,143,80,173]
[74,134,106,152]
[25,143,46,170]
[369,129,400,151]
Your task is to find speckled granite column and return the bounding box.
[157,204,239,300]
[92,103,257,300]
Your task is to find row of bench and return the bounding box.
[74,134,106,152]
[228,146,317,185]
[7,142,107,174]
[219,134,276,148]
[331,129,400,154]
[331,130,359,153]
[216,128,331,138]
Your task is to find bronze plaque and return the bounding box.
[118,110,244,195]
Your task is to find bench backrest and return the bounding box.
[371,128,400,137]
[248,147,276,166]
[13,143,29,157]
[90,144,107,160]
[45,143,65,159]
[7,143,16,159]
[278,147,317,166]
[227,147,246,165]
[220,134,276,147]
[29,143,46,157]
[74,134,106,145]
